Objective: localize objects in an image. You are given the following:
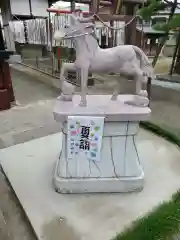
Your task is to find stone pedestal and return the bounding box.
[53,95,151,193]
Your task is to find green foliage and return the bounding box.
[168,15,180,29]
[140,121,180,146]
[154,15,180,31]
[137,0,167,21]
[153,22,169,31]
[137,0,180,31]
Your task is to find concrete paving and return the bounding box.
[150,101,180,136]
[1,129,180,240]
[1,64,180,240]
[0,66,62,240]
[0,170,36,240]
[92,73,180,138]
[0,67,61,149]
[12,65,58,105]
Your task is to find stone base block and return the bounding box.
[53,159,144,194]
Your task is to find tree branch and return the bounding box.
[163,0,174,5]
[152,0,178,67]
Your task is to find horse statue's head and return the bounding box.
[54,12,95,43]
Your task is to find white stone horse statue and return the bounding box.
[54,12,154,107]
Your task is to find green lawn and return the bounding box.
[114,191,180,240]
[113,121,180,240]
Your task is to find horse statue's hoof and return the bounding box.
[111,95,118,101]
[79,100,87,107]
[134,95,149,107]
[140,90,148,98]
[125,95,149,107]
[62,81,75,95]
[57,94,73,102]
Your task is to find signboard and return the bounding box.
[67,116,104,161]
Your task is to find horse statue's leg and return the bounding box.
[129,68,149,106]
[135,73,142,96]
[111,81,120,101]
[135,67,148,98]
[58,62,76,101]
[79,67,89,107]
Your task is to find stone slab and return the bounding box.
[54,121,144,193]
[1,130,180,240]
[53,170,144,194]
[53,95,151,122]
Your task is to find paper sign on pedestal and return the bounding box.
[67,116,104,161]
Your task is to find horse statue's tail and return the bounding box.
[132,45,154,80]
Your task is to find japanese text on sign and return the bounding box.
[67,116,104,161]
[79,126,90,150]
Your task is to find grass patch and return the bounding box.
[113,122,180,240]
[140,121,180,147]
[114,191,180,240]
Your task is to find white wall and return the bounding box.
[10,0,30,16]
[10,0,48,17]
[31,0,48,17]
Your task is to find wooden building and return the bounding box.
[48,0,145,45]
[0,0,146,46]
